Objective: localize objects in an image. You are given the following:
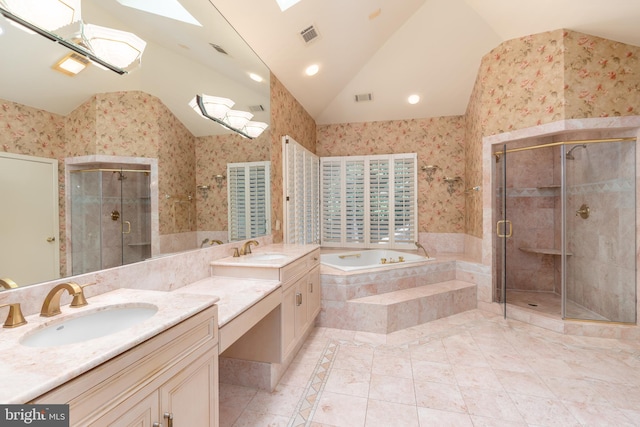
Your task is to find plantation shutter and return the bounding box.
[283,136,320,244]
[320,153,417,249]
[227,161,271,241]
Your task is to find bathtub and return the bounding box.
[320,249,432,271]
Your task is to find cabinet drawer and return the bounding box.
[280,249,320,285]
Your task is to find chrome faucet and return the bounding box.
[239,240,259,255]
[415,241,430,258]
[40,282,89,317]
[0,278,18,290]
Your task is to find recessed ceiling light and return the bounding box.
[249,73,264,83]
[52,52,90,76]
[408,94,420,105]
[305,64,319,76]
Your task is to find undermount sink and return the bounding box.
[244,253,287,261]
[21,304,158,348]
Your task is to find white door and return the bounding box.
[0,153,59,286]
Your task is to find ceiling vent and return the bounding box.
[300,24,320,45]
[249,104,265,113]
[354,93,373,102]
[209,43,229,55]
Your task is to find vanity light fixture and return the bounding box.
[443,176,463,195]
[0,0,81,32]
[0,3,146,75]
[214,174,226,189]
[52,51,89,76]
[190,94,269,139]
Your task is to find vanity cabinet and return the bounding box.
[31,306,219,427]
[281,250,320,361]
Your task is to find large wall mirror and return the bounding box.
[0,0,271,289]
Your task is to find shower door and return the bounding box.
[494,144,509,317]
[70,168,151,275]
[564,139,636,322]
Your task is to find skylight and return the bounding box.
[116,0,201,26]
[275,0,303,12]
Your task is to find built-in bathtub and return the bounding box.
[320,249,433,271]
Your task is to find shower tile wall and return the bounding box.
[505,146,559,293]
[565,141,636,322]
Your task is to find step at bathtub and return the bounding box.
[345,280,477,333]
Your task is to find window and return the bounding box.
[320,153,417,249]
[227,161,271,241]
[283,136,320,244]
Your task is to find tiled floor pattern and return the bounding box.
[219,310,640,426]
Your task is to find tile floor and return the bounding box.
[219,309,640,426]
[506,290,609,321]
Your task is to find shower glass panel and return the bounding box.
[70,168,151,275]
[564,140,636,322]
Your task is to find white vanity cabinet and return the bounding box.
[31,306,219,427]
[280,249,320,361]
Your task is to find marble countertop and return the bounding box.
[173,276,281,327]
[210,243,319,269]
[0,288,218,404]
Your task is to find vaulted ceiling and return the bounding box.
[212,0,640,125]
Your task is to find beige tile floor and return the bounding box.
[219,310,640,426]
[506,290,609,321]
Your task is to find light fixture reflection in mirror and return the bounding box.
[214,174,226,189]
[190,94,268,139]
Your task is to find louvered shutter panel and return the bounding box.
[227,161,271,241]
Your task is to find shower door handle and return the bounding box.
[496,219,512,238]
[122,220,131,234]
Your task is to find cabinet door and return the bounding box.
[159,349,218,427]
[91,391,159,427]
[281,280,299,359]
[307,265,321,322]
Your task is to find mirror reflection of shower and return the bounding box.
[565,144,586,160]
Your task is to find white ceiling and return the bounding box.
[211,0,640,125]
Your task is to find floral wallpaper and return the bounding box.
[316,117,466,233]
[269,74,317,242]
[195,131,271,234]
[465,29,640,238]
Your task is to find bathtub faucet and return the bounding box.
[415,242,430,258]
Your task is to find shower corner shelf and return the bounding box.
[519,247,572,256]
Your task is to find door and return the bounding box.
[494,145,509,318]
[0,152,59,285]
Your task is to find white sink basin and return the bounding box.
[245,253,287,261]
[21,304,158,348]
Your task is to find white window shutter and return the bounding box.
[227,161,271,241]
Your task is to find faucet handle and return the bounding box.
[70,282,96,307]
[233,247,240,257]
[0,303,27,328]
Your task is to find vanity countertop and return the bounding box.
[173,276,281,327]
[210,243,319,269]
[0,288,218,404]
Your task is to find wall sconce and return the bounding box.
[421,165,440,183]
[443,176,462,195]
[189,94,269,139]
[214,174,226,189]
[196,185,210,200]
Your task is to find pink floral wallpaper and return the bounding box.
[316,117,466,233]
[465,29,640,238]
[195,131,270,233]
[269,74,317,242]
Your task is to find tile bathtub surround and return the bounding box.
[219,310,640,427]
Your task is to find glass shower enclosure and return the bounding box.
[70,167,151,275]
[493,137,636,323]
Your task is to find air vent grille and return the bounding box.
[300,25,320,44]
[209,43,229,55]
[70,53,90,66]
[249,105,265,113]
[355,93,373,102]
